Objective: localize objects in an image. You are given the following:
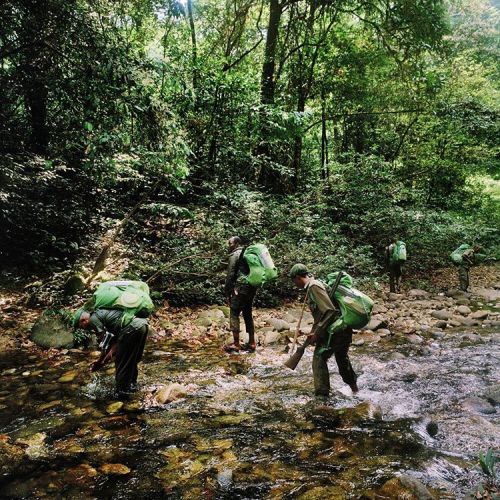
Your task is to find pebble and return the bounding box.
[99,463,131,475]
[456,305,472,315]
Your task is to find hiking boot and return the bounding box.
[349,383,359,394]
[241,343,256,353]
[223,343,241,354]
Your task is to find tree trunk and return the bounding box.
[25,76,49,154]
[260,0,281,107]
[257,0,283,189]
[321,85,328,179]
[186,0,198,97]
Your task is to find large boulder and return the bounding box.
[31,312,74,349]
[266,318,291,332]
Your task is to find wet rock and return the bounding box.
[408,289,430,298]
[456,305,472,315]
[353,339,365,346]
[16,432,48,459]
[212,413,251,426]
[63,274,86,296]
[0,438,24,475]
[31,312,74,349]
[434,320,447,329]
[426,421,439,437]
[463,397,496,415]
[151,350,171,357]
[155,383,190,404]
[378,328,391,337]
[99,463,131,475]
[298,486,347,499]
[266,318,291,332]
[449,319,462,327]
[106,401,124,414]
[379,475,433,499]
[65,463,98,486]
[58,370,77,383]
[470,310,489,320]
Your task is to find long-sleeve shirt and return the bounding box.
[306,279,338,342]
[224,246,251,298]
[89,309,147,341]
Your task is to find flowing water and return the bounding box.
[0,318,498,498]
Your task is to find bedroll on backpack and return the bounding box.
[326,272,374,329]
[391,241,407,263]
[93,280,154,326]
[450,244,471,264]
[243,244,278,287]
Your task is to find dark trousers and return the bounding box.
[115,325,148,393]
[389,262,402,293]
[313,327,357,396]
[229,285,256,341]
[458,265,470,291]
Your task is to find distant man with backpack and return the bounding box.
[289,264,359,397]
[385,238,407,293]
[450,244,485,292]
[224,236,258,353]
[72,281,152,398]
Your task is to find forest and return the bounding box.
[0,2,499,498]
[1,0,498,304]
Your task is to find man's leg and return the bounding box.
[396,264,402,292]
[459,265,469,292]
[334,345,358,392]
[131,325,148,386]
[389,266,396,293]
[312,346,333,396]
[227,294,242,350]
[241,288,256,349]
[115,329,144,395]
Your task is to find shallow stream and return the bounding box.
[0,316,498,498]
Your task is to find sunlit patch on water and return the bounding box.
[81,373,116,400]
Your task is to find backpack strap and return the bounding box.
[235,246,248,276]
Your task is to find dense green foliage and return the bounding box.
[0,0,498,304]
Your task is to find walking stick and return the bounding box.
[289,287,310,355]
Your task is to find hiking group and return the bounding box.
[73,238,484,399]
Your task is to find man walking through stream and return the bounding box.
[223,236,257,353]
[290,264,358,397]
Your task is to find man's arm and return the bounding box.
[310,285,337,342]
[224,250,241,298]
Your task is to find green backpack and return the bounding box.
[450,244,471,264]
[325,272,374,329]
[243,244,278,287]
[391,240,407,263]
[92,280,154,326]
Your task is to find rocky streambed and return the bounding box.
[0,272,499,499]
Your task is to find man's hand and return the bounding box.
[102,343,118,365]
[307,333,319,345]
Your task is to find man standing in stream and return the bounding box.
[289,264,358,397]
[223,236,258,353]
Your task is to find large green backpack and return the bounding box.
[325,272,374,329]
[243,244,278,287]
[92,280,154,326]
[391,240,407,263]
[450,244,471,264]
